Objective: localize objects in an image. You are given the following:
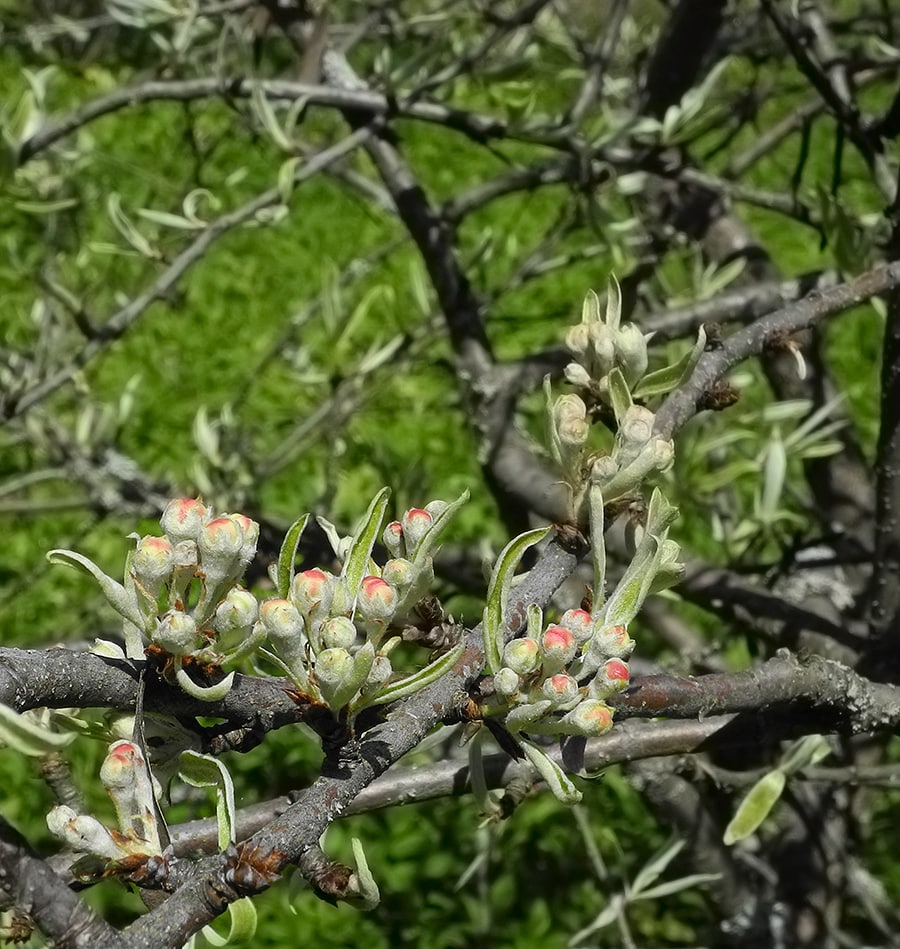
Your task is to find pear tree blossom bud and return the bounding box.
[260,598,304,645]
[614,323,649,384]
[591,454,618,484]
[227,513,259,568]
[559,700,614,737]
[291,569,335,618]
[590,624,635,659]
[46,806,121,860]
[401,508,433,554]
[153,610,200,655]
[424,499,448,520]
[363,654,392,693]
[314,647,355,708]
[493,666,521,698]
[321,615,358,650]
[541,673,579,707]
[541,625,577,673]
[588,322,616,377]
[559,609,594,644]
[383,521,404,558]
[213,587,259,637]
[382,558,416,590]
[565,322,590,357]
[590,658,630,699]
[132,536,174,592]
[161,498,208,544]
[502,637,541,675]
[357,576,399,625]
[564,362,592,388]
[100,740,161,854]
[649,436,675,471]
[198,516,244,581]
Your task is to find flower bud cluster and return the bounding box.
[495,608,634,739]
[47,740,162,862]
[564,284,651,390]
[262,496,465,716]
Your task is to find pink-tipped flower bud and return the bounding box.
[383,521,404,557]
[401,508,433,554]
[260,598,304,645]
[321,615,358,650]
[541,625,577,672]
[357,576,399,625]
[560,700,614,737]
[227,513,259,567]
[591,624,635,659]
[213,587,259,635]
[591,658,630,698]
[542,673,579,706]
[132,535,174,591]
[493,666,521,698]
[502,637,541,675]
[153,610,200,655]
[161,498,208,544]
[424,499,448,520]
[559,609,594,644]
[197,516,244,579]
[381,558,416,590]
[291,569,335,617]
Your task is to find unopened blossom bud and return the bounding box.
[591,658,630,699]
[588,322,616,377]
[198,517,244,580]
[564,362,592,388]
[46,806,121,860]
[227,513,259,568]
[649,436,675,470]
[542,673,579,706]
[565,322,590,357]
[614,323,649,384]
[619,405,654,450]
[493,666,521,698]
[291,569,335,617]
[100,740,161,853]
[161,498,208,544]
[559,609,594,644]
[541,625,577,672]
[363,654,393,692]
[260,598,304,645]
[590,454,618,484]
[382,558,415,590]
[401,508,433,554]
[502,637,541,675]
[357,576,399,625]
[314,647,355,708]
[558,414,589,449]
[132,536,174,591]
[560,700,614,737]
[590,624,635,659]
[153,610,200,655]
[424,499,448,520]
[213,587,259,635]
[383,521,404,558]
[321,615,358,650]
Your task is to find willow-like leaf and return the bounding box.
[276,513,310,599]
[521,741,582,804]
[343,488,390,609]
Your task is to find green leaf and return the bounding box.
[606,368,632,424]
[326,642,376,711]
[723,768,787,845]
[633,872,722,901]
[605,274,622,332]
[199,899,258,947]
[47,549,148,635]
[588,483,606,613]
[174,662,235,703]
[179,750,236,849]
[0,704,77,756]
[482,527,550,673]
[759,428,787,520]
[275,513,310,599]
[632,326,707,400]
[631,838,685,895]
[361,639,465,708]
[779,734,831,775]
[343,488,390,609]
[348,838,380,910]
[412,490,469,569]
[521,741,582,804]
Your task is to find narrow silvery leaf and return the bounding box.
[525,603,543,641]
[276,513,310,599]
[606,368,632,425]
[348,838,381,910]
[47,550,148,632]
[522,741,582,804]
[0,704,77,756]
[632,326,707,400]
[174,661,235,702]
[582,288,601,324]
[544,375,563,468]
[343,488,390,608]
[602,535,663,629]
[605,274,622,332]
[723,768,787,845]
[633,872,722,901]
[482,526,550,673]
[588,483,606,613]
[505,700,553,733]
[631,838,685,895]
[760,429,787,520]
[779,734,831,775]
[179,750,236,849]
[362,639,465,708]
[327,641,376,710]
